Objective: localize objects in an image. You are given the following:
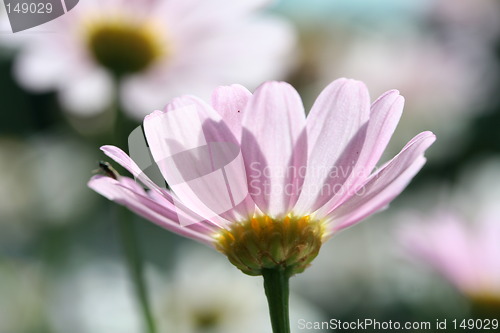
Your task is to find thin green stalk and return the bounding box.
[262,267,292,333]
[116,207,157,333]
[110,87,156,333]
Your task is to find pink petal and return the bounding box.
[357,90,405,175]
[327,131,436,231]
[143,96,252,226]
[315,90,404,217]
[88,175,216,245]
[399,212,478,293]
[99,145,216,229]
[241,81,307,217]
[210,84,252,142]
[473,209,500,287]
[100,145,167,196]
[294,78,370,215]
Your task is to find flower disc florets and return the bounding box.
[214,215,329,276]
[86,19,166,76]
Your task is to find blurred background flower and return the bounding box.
[48,259,142,333]
[276,0,499,163]
[1,0,296,121]
[153,245,323,333]
[1,0,500,331]
[398,159,500,314]
[45,246,323,333]
[0,135,97,248]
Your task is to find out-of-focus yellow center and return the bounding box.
[470,293,500,317]
[214,215,329,276]
[193,310,222,329]
[85,18,167,76]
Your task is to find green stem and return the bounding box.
[262,267,292,333]
[108,83,156,333]
[116,207,157,333]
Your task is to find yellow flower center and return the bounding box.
[214,215,329,276]
[85,17,167,76]
[470,293,500,318]
[193,310,222,329]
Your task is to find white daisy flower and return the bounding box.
[5,0,295,118]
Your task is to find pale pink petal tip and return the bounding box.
[144,110,166,121]
[326,130,435,232]
[88,175,215,246]
[87,175,120,201]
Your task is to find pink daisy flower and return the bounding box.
[400,205,500,304]
[89,78,435,276]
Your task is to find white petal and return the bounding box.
[59,69,114,116]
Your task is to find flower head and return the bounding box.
[399,160,500,305]
[8,0,295,118]
[89,78,435,276]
